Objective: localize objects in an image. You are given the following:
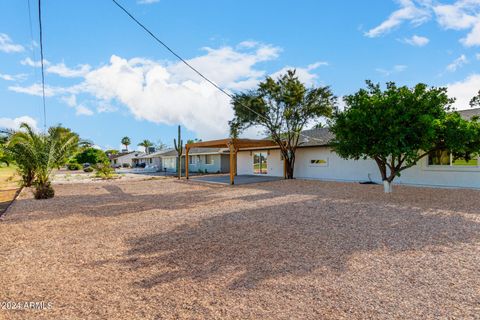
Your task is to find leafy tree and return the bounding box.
[0,133,12,166]
[138,139,153,154]
[155,140,168,151]
[75,148,109,165]
[230,70,335,178]
[121,136,131,151]
[5,123,79,198]
[330,81,480,193]
[186,138,202,144]
[105,149,119,157]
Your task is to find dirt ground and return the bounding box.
[1,178,479,319]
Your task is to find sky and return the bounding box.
[1,0,480,150]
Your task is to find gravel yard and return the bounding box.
[1,178,479,319]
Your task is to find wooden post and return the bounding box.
[229,143,235,185]
[234,147,238,176]
[185,147,189,179]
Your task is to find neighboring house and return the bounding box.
[196,108,480,189]
[110,151,145,167]
[160,148,230,173]
[134,149,173,170]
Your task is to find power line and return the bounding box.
[111,0,327,143]
[38,0,47,132]
[26,0,39,91]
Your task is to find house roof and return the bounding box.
[137,149,175,159]
[297,127,335,147]
[457,108,480,120]
[109,151,144,160]
[160,148,230,157]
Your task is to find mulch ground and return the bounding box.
[1,178,479,319]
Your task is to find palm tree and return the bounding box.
[138,139,153,154]
[121,136,131,151]
[5,123,79,199]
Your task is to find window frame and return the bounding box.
[205,154,214,165]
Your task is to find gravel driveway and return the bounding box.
[1,178,479,319]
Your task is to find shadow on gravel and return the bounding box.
[121,189,480,290]
[3,181,222,223]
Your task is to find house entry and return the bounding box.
[253,152,268,174]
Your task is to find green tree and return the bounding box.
[330,81,480,193]
[138,139,154,154]
[186,138,202,144]
[75,148,109,165]
[121,136,131,151]
[5,123,79,198]
[230,70,335,178]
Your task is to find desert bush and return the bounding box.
[94,163,115,179]
[122,163,130,168]
[67,162,82,171]
[83,166,94,173]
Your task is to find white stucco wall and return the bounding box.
[237,149,284,177]
[238,147,480,189]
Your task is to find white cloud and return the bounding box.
[61,95,77,107]
[75,104,94,116]
[9,42,323,139]
[9,82,82,97]
[365,0,430,37]
[270,61,328,87]
[0,73,27,81]
[376,64,408,76]
[20,57,49,67]
[0,116,37,130]
[0,33,24,53]
[47,62,91,78]
[447,74,480,109]
[137,0,159,4]
[402,34,430,46]
[446,54,468,72]
[366,1,480,47]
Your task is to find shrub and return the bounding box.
[122,163,130,168]
[94,163,115,179]
[83,166,94,173]
[34,182,55,199]
[67,162,82,170]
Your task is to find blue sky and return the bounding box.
[1,0,480,150]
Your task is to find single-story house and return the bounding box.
[133,149,173,170]
[160,148,231,173]
[185,108,480,189]
[110,151,145,167]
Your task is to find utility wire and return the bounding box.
[26,0,39,100]
[38,0,47,132]
[111,0,326,143]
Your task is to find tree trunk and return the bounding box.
[285,158,295,179]
[383,180,393,193]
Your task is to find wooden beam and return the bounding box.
[185,147,189,179]
[229,143,235,185]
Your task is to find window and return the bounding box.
[428,149,478,167]
[149,158,153,164]
[205,154,214,165]
[253,152,268,174]
[189,155,194,165]
[310,159,328,167]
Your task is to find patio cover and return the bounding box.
[185,138,279,185]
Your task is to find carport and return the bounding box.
[185,138,280,185]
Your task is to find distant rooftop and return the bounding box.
[456,108,480,120]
